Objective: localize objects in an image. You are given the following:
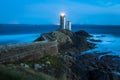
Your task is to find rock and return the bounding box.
[34,64,42,70]
[75,30,91,37]
[35,29,94,53]
[88,70,120,80]
[50,30,73,45]
[20,63,29,68]
[96,35,105,37]
[63,55,73,62]
[70,63,88,80]
[89,39,102,42]
[24,64,29,68]
[20,63,24,67]
[46,61,51,65]
[41,64,45,67]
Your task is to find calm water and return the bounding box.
[0,24,120,56]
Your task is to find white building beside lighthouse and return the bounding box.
[65,21,71,31]
[60,12,71,31]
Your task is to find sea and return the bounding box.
[0,24,120,56]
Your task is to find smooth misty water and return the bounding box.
[0,34,40,45]
[0,24,120,56]
[82,34,120,57]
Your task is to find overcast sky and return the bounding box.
[0,0,120,25]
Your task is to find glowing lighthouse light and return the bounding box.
[60,12,65,16]
[60,12,66,29]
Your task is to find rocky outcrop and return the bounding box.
[32,51,120,80]
[75,30,91,37]
[35,30,95,53]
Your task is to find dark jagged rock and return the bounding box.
[34,35,45,41]
[88,70,120,80]
[89,39,102,42]
[55,52,120,80]
[75,30,92,37]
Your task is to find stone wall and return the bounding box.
[0,40,58,63]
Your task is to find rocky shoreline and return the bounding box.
[0,30,120,80]
[33,30,120,80]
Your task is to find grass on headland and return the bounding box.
[0,55,67,80]
[25,55,62,69]
[0,64,57,80]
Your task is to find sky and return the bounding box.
[0,0,120,25]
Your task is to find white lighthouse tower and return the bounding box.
[60,13,66,29]
[65,21,71,31]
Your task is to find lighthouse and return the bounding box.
[66,21,71,31]
[59,12,72,31]
[60,13,66,29]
